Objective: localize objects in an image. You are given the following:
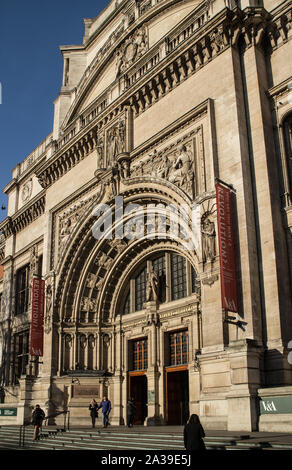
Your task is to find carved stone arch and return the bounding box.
[55,181,201,324]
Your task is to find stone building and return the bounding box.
[0,0,292,432]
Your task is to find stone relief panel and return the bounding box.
[116,25,148,77]
[21,178,33,204]
[57,194,98,261]
[131,127,206,200]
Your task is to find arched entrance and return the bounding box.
[54,183,203,426]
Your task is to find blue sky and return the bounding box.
[0,0,109,222]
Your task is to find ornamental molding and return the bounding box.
[0,192,46,239]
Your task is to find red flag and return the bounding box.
[30,277,45,356]
[216,183,238,313]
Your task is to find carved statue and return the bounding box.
[157,154,171,179]
[29,245,39,277]
[107,120,126,166]
[201,216,216,262]
[168,144,195,194]
[145,266,159,302]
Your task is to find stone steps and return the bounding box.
[1,426,292,451]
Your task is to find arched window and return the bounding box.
[120,252,198,315]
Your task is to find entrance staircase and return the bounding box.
[1,425,292,451]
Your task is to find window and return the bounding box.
[13,330,30,381]
[171,253,187,300]
[135,266,146,311]
[169,330,188,366]
[120,251,198,315]
[123,292,130,315]
[15,264,30,315]
[132,339,148,371]
[191,266,198,293]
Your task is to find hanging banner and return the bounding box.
[30,277,45,356]
[216,183,238,313]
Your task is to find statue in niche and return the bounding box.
[201,216,216,262]
[44,283,53,334]
[29,245,38,277]
[59,217,72,248]
[107,120,126,166]
[145,266,159,302]
[96,135,104,169]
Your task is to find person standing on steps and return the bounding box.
[98,396,111,428]
[32,404,45,441]
[183,414,206,451]
[89,399,99,428]
[127,397,136,427]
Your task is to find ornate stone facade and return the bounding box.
[0,0,292,432]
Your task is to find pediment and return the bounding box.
[61,0,202,131]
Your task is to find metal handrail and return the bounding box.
[19,410,70,447]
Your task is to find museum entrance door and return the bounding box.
[165,366,189,425]
[129,372,148,425]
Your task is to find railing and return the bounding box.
[18,410,70,448]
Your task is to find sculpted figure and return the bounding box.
[168,144,195,196]
[201,217,216,262]
[145,267,159,302]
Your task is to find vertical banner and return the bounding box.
[30,277,45,356]
[216,183,238,313]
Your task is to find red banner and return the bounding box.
[30,277,45,356]
[216,183,238,313]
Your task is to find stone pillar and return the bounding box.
[145,301,162,425]
[240,34,292,380]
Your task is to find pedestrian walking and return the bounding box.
[32,404,45,441]
[127,397,136,427]
[183,414,206,451]
[89,399,99,428]
[98,396,111,428]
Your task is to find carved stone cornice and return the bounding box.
[0,192,46,239]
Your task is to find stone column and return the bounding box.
[145,301,161,425]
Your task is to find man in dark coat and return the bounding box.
[98,396,111,428]
[183,414,206,451]
[32,404,45,441]
[127,397,136,427]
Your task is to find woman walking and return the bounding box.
[183,414,206,451]
[89,399,99,428]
